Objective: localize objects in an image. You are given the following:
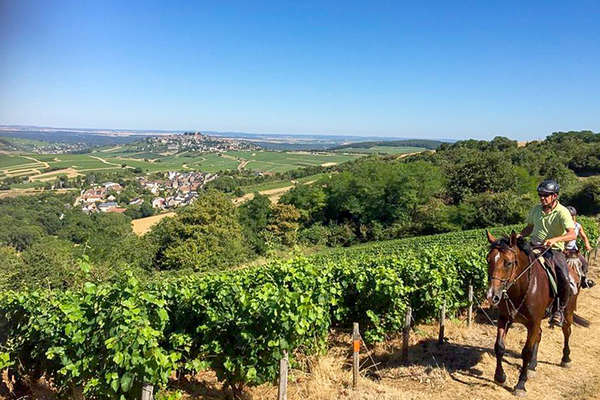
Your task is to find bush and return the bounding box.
[326,223,357,247]
[298,223,329,246]
[149,190,248,271]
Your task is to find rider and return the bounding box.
[519,179,576,327]
[565,206,594,288]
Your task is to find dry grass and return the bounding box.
[131,212,176,235]
[29,168,82,181]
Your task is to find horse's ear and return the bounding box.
[486,230,496,243]
[510,230,517,247]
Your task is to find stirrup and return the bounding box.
[583,278,595,289]
[550,310,564,328]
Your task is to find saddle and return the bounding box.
[530,246,558,297]
[564,249,584,282]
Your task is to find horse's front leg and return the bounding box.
[561,306,574,367]
[494,317,510,384]
[514,323,540,396]
[527,326,542,378]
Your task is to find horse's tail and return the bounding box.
[573,313,590,327]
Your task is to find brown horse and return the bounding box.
[486,231,580,396]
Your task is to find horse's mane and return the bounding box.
[490,236,533,257]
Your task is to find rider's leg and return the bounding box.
[579,254,595,288]
[551,251,571,327]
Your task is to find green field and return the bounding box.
[0,150,363,180]
[0,155,36,169]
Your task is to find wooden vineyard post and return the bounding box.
[468,285,473,328]
[141,383,154,400]
[402,306,411,362]
[352,322,360,389]
[438,300,446,345]
[278,350,288,400]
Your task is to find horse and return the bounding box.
[485,231,580,396]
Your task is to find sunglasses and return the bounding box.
[538,193,554,198]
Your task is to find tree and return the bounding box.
[266,203,301,246]
[0,216,45,251]
[20,237,83,289]
[238,193,271,254]
[280,184,326,225]
[445,152,518,203]
[149,190,248,271]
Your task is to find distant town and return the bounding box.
[113,132,260,154]
[75,170,218,214]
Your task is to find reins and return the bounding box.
[492,244,552,320]
[504,246,551,292]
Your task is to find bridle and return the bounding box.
[489,244,551,319]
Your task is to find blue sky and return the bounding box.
[0,1,598,140]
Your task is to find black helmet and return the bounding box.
[567,206,577,216]
[537,179,560,195]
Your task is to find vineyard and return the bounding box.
[1,218,598,399]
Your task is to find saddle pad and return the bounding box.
[536,256,558,297]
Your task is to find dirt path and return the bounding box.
[88,155,121,166]
[21,155,49,169]
[233,180,317,205]
[237,159,249,171]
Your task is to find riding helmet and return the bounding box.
[537,179,560,195]
[567,206,577,216]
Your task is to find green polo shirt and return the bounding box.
[526,202,575,250]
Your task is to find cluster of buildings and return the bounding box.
[139,171,218,210]
[31,142,89,154]
[74,171,219,214]
[132,132,259,153]
[75,182,132,213]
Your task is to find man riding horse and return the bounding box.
[565,206,594,289]
[518,179,576,327]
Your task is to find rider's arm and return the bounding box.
[579,226,592,252]
[519,224,534,238]
[544,227,576,247]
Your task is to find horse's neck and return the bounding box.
[511,250,533,293]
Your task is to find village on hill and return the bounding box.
[74,170,218,213]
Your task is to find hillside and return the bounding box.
[329,139,444,151]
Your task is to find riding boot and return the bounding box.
[550,251,571,327]
[550,299,564,327]
[582,276,596,289]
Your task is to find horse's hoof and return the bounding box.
[527,369,536,379]
[513,388,527,397]
[560,361,572,368]
[494,372,506,384]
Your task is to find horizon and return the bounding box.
[1,1,599,141]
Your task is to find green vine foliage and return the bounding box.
[1,220,597,398]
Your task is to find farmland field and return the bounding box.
[0,150,363,183]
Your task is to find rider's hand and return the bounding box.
[586,244,592,252]
[544,238,557,247]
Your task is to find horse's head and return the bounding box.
[486,230,520,307]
